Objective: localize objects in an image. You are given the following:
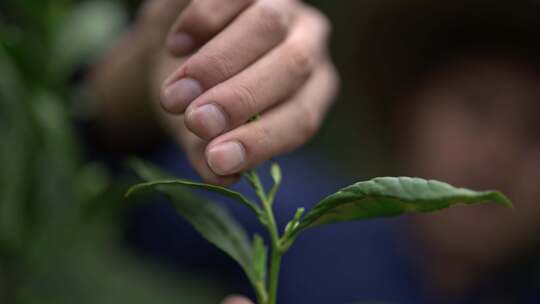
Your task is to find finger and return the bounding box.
[205,60,339,176]
[184,6,330,140]
[166,0,255,56]
[151,51,239,185]
[161,0,297,113]
[172,115,241,185]
[222,296,254,304]
[137,0,189,32]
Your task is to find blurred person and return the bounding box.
[350,1,540,303]
[89,0,540,304]
[396,53,540,302]
[355,2,540,302]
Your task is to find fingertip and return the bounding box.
[191,153,241,186]
[206,141,247,176]
[160,78,203,114]
[185,103,229,141]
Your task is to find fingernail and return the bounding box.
[207,141,246,176]
[162,78,203,113]
[167,32,195,55]
[186,103,228,139]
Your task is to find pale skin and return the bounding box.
[91,0,339,186]
[161,0,339,185]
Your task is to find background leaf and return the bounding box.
[49,0,127,80]
[1,1,226,302]
[0,45,33,251]
[296,177,512,232]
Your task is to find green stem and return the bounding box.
[247,170,284,304]
[260,182,282,304]
[263,199,282,304]
[254,282,268,304]
[267,246,283,304]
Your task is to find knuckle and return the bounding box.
[298,105,321,141]
[300,3,331,31]
[315,11,332,40]
[284,42,313,79]
[251,122,273,153]
[306,5,331,33]
[183,1,221,34]
[231,84,259,118]
[188,51,234,84]
[254,2,288,37]
[138,0,188,30]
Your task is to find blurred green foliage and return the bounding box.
[0,1,223,303]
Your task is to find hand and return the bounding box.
[222,296,253,304]
[159,0,339,184]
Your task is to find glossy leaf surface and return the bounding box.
[297,177,512,231]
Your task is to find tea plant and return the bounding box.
[127,159,512,304]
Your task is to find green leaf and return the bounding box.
[128,159,261,216]
[270,163,282,187]
[127,158,170,181]
[49,0,127,80]
[127,160,258,286]
[296,177,512,232]
[268,162,282,204]
[282,208,306,251]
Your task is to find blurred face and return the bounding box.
[398,54,540,291]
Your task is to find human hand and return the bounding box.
[159,0,339,184]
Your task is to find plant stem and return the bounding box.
[254,282,268,304]
[261,190,282,304]
[260,185,282,304]
[247,170,284,304]
[267,246,283,304]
